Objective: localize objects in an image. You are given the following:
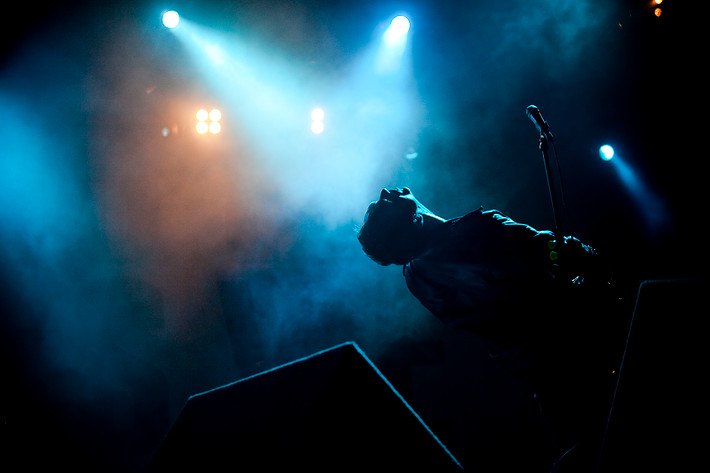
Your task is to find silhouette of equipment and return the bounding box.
[149,342,464,472]
[149,278,704,472]
[596,278,704,472]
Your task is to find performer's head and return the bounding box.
[357,187,441,265]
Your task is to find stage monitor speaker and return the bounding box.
[596,278,704,472]
[149,342,463,472]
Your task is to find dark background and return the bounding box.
[1,1,698,471]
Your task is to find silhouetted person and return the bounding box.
[357,187,627,472]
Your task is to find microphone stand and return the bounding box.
[538,132,564,239]
[527,105,567,243]
[534,119,580,468]
[534,126,571,286]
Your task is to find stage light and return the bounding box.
[599,144,615,161]
[376,14,412,74]
[209,109,222,122]
[310,107,325,134]
[384,15,411,46]
[310,121,324,135]
[311,107,325,122]
[162,10,180,29]
[196,121,208,134]
[392,16,411,33]
[196,108,222,135]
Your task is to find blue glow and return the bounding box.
[204,44,224,65]
[599,144,614,161]
[0,95,76,243]
[162,10,180,29]
[610,155,669,234]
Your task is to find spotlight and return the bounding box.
[310,122,324,134]
[652,0,663,17]
[162,10,180,29]
[196,108,222,135]
[208,122,221,134]
[310,107,325,134]
[311,107,325,122]
[599,144,615,161]
[209,109,222,122]
[391,16,411,34]
[384,15,411,46]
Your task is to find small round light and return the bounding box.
[209,122,221,134]
[599,144,615,161]
[162,11,180,29]
[384,15,411,46]
[196,109,208,122]
[310,121,325,134]
[196,121,208,134]
[391,16,411,35]
[209,109,222,122]
[311,107,325,121]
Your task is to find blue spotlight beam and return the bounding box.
[606,150,669,235]
[375,14,412,75]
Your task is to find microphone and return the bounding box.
[526,105,553,140]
